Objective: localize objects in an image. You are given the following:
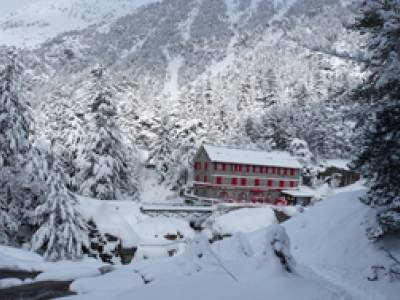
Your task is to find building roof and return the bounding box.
[281,186,316,198]
[202,145,302,169]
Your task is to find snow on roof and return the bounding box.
[323,159,351,170]
[282,186,316,198]
[202,145,302,169]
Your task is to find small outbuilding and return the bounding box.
[281,186,316,206]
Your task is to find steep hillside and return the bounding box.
[0,0,157,48]
[284,184,400,300]
[4,0,366,190]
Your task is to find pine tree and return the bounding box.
[74,66,139,200]
[0,47,32,244]
[352,0,400,240]
[30,140,89,260]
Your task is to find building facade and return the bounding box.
[192,145,302,203]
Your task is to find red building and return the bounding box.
[192,145,302,204]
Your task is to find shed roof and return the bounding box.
[282,186,316,198]
[202,145,302,169]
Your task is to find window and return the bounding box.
[246,165,250,173]
[204,162,208,170]
[231,177,238,185]
[238,165,243,172]
[253,166,257,173]
[216,177,222,185]
[279,181,285,188]
[195,175,200,181]
[259,167,264,174]
[254,178,260,186]
[222,163,227,171]
[204,176,208,183]
[240,178,247,186]
[194,162,200,170]
[214,162,217,170]
[283,168,288,176]
[289,181,297,188]
[272,167,276,174]
[290,169,296,176]
[267,180,273,187]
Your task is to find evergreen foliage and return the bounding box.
[30,139,89,260]
[74,66,139,200]
[0,47,32,245]
[352,0,400,240]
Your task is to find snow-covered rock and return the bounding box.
[209,207,278,236]
[78,196,146,248]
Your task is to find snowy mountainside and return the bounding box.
[0,0,157,48]
[24,1,363,112]
[10,0,366,189]
[23,0,362,103]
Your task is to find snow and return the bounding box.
[203,144,302,168]
[78,196,147,247]
[284,181,400,300]
[161,54,184,100]
[133,217,195,243]
[178,5,199,41]
[139,168,180,204]
[323,158,351,170]
[210,207,278,235]
[269,0,297,24]
[35,266,101,282]
[141,204,214,212]
[282,185,317,197]
[0,0,158,48]
[1,181,399,300]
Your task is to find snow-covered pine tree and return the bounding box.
[74,66,139,200]
[352,0,400,240]
[0,47,32,244]
[30,139,89,260]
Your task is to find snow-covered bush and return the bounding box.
[289,138,314,166]
[262,224,296,274]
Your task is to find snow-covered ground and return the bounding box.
[207,207,278,236]
[285,182,400,300]
[1,181,398,299]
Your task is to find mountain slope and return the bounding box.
[0,0,157,48]
[6,0,366,189]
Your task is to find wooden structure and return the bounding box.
[281,187,316,206]
[318,166,360,187]
[192,145,302,204]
